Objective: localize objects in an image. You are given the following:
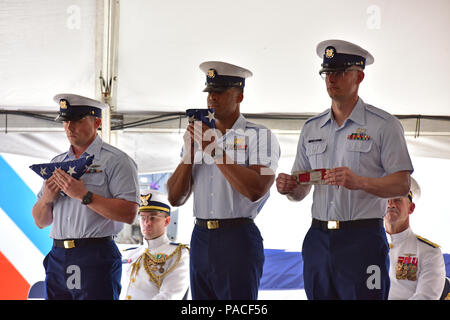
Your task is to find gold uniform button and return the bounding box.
[126,295,131,300]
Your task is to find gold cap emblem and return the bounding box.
[325,47,335,58]
[140,193,152,206]
[207,69,216,78]
[59,99,68,109]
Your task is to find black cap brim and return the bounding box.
[54,113,88,122]
[319,66,348,75]
[202,84,230,93]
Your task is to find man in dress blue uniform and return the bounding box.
[276,40,414,299]
[32,94,140,299]
[167,61,280,299]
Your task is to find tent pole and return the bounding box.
[96,0,120,145]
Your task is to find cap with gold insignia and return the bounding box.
[199,61,253,93]
[316,39,374,75]
[54,93,108,122]
[139,190,171,216]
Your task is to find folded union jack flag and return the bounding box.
[29,155,94,180]
[186,108,215,128]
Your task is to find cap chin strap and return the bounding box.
[407,191,413,202]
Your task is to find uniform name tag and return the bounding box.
[85,168,103,174]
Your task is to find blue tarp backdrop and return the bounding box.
[260,249,450,290]
[260,249,304,290]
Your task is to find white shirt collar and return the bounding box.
[145,233,170,249]
[387,226,413,245]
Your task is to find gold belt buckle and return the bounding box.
[207,220,219,230]
[327,220,340,230]
[64,240,75,249]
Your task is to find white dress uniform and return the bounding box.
[120,233,190,300]
[387,227,446,300]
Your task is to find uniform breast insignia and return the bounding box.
[347,128,370,141]
[121,247,139,264]
[395,254,418,281]
[148,253,169,273]
[226,137,248,151]
[129,245,185,289]
[85,164,103,174]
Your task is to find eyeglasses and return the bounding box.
[319,69,358,80]
[138,214,168,223]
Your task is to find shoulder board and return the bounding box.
[170,242,188,247]
[304,109,330,125]
[365,104,392,120]
[122,246,139,252]
[416,235,440,248]
[170,242,190,251]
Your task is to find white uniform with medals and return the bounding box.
[387,227,446,300]
[120,233,190,300]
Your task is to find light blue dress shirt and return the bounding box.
[37,135,140,239]
[187,115,280,220]
[292,97,413,221]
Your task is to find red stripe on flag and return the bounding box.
[0,251,30,300]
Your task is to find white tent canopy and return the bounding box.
[1,1,449,300]
[1,0,450,173]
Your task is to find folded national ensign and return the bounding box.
[186,108,215,129]
[29,155,94,180]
